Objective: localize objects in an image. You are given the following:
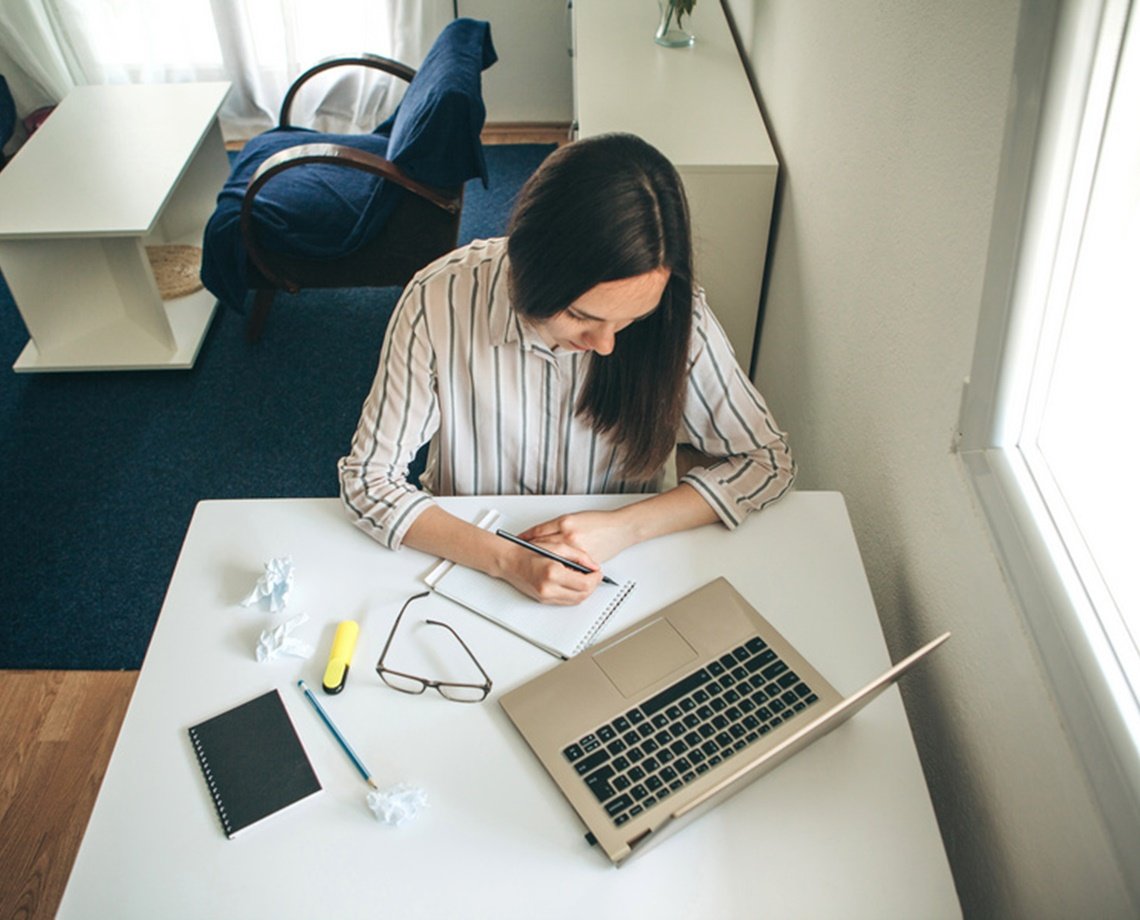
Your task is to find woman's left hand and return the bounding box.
[517,486,721,566]
[518,510,636,564]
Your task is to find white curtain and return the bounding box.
[0,0,454,141]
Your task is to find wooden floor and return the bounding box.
[0,671,137,920]
[0,124,566,920]
[226,122,569,150]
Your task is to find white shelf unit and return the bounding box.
[0,83,231,372]
[571,0,777,372]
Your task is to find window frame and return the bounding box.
[957,0,1140,901]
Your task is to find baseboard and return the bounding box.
[482,122,570,145]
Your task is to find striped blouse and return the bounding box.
[338,238,795,549]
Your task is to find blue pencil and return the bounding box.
[297,679,378,790]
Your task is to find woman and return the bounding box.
[338,133,794,604]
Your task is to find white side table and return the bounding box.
[0,82,231,372]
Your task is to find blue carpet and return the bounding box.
[0,143,554,669]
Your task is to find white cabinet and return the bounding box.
[571,0,777,372]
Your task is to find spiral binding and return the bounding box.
[189,727,233,836]
[573,580,636,655]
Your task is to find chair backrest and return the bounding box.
[200,19,497,309]
[1,76,16,156]
[381,17,498,191]
[251,17,496,256]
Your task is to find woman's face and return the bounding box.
[532,267,671,356]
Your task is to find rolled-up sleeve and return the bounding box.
[338,281,440,549]
[679,294,796,527]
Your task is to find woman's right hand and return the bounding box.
[403,505,605,605]
[497,539,604,605]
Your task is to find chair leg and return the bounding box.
[246,289,275,343]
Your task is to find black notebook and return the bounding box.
[187,689,322,838]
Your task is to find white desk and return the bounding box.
[58,493,959,918]
[0,83,230,372]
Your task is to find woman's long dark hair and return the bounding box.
[506,133,694,481]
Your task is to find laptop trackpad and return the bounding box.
[593,618,698,698]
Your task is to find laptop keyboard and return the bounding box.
[562,636,819,827]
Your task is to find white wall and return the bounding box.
[727,0,1134,915]
[460,0,572,122]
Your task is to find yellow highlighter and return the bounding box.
[321,620,360,694]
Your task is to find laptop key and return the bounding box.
[746,649,777,671]
[745,636,768,653]
[762,660,788,681]
[563,743,583,762]
[605,794,633,817]
[641,668,712,716]
[574,749,609,775]
[584,765,616,802]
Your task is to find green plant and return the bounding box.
[672,0,696,27]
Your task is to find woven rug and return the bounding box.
[146,244,204,299]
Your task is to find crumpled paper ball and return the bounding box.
[256,612,314,662]
[241,556,294,612]
[367,783,429,827]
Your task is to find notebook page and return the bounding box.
[425,510,636,659]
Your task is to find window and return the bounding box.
[959,0,1140,898]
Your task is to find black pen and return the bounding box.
[496,529,618,585]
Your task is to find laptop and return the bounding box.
[499,576,949,865]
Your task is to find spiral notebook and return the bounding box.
[425,510,636,659]
[187,689,322,838]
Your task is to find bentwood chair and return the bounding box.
[200,18,497,341]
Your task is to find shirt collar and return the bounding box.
[487,242,558,357]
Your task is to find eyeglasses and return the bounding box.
[375,591,492,703]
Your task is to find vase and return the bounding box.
[655,0,695,48]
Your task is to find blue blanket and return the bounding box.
[201,18,497,309]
